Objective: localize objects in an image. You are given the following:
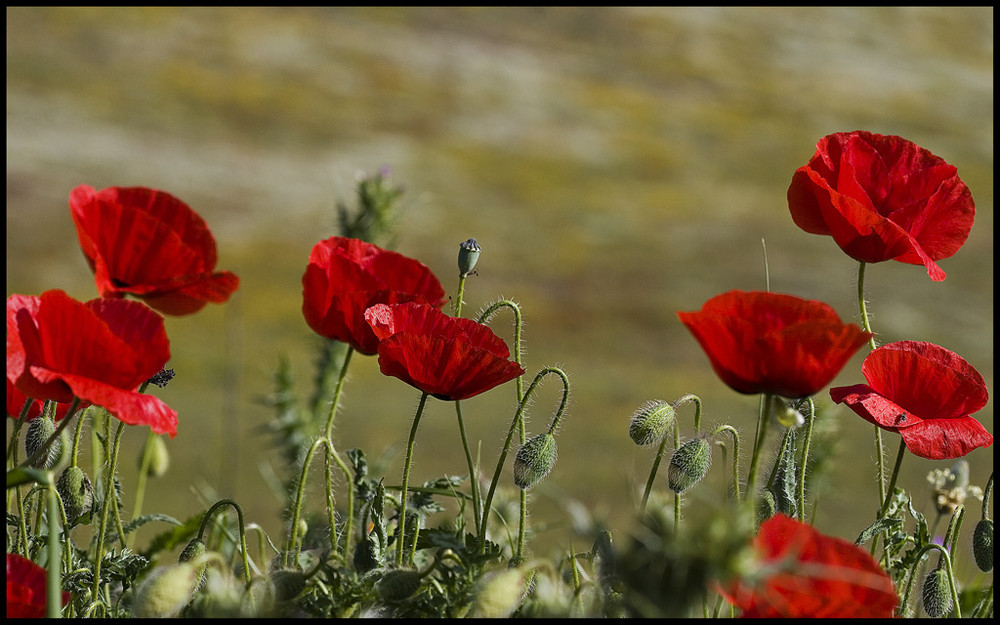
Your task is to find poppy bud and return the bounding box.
[471,568,526,618]
[133,563,201,618]
[270,569,308,602]
[628,400,675,446]
[140,435,170,477]
[57,465,94,523]
[973,518,993,572]
[667,437,712,493]
[458,238,481,277]
[756,489,776,527]
[375,568,424,601]
[921,566,953,618]
[25,415,61,469]
[179,538,209,590]
[513,433,558,490]
[775,402,804,428]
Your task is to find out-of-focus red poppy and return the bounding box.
[302,237,447,355]
[7,290,178,437]
[69,185,240,315]
[5,377,74,421]
[677,291,871,399]
[364,302,524,401]
[6,553,71,618]
[787,131,975,281]
[721,514,897,618]
[831,341,992,460]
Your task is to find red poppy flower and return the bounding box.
[302,237,447,355]
[69,185,240,315]
[787,131,975,281]
[721,514,897,618]
[364,302,525,401]
[7,290,178,437]
[6,553,71,618]
[830,341,991,460]
[677,291,871,399]
[6,377,74,421]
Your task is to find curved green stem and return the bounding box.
[396,392,430,566]
[285,437,354,566]
[711,425,742,504]
[453,400,482,538]
[899,543,962,618]
[480,367,569,553]
[197,498,252,587]
[981,472,993,520]
[673,394,703,433]
[640,428,674,514]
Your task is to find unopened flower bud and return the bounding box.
[140,435,170,477]
[458,238,481,277]
[179,538,209,590]
[513,433,558,490]
[471,568,526,618]
[756,489,776,527]
[270,569,308,602]
[376,568,424,601]
[775,402,804,428]
[57,465,94,523]
[133,563,200,618]
[921,566,953,618]
[667,437,712,494]
[973,518,993,572]
[628,400,675,446]
[25,415,61,469]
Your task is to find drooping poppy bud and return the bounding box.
[628,400,675,446]
[667,437,712,494]
[921,565,953,618]
[375,568,424,601]
[25,415,61,469]
[973,519,993,572]
[513,433,558,490]
[57,465,94,523]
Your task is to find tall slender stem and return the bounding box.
[92,419,126,607]
[746,393,774,496]
[397,392,429,566]
[858,261,886,507]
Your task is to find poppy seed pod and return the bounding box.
[513,433,558,490]
[458,238,481,277]
[628,400,675,446]
[921,566,953,618]
[667,437,712,494]
[57,465,94,523]
[25,415,61,469]
[973,519,993,572]
[179,538,209,590]
[375,568,424,601]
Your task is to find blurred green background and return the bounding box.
[6,7,993,563]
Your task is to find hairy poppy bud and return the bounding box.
[458,238,481,277]
[471,568,526,618]
[667,437,712,493]
[756,489,776,527]
[25,415,62,469]
[973,518,993,572]
[270,569,308,602]
[179,538,209,590]
[376,568,424,601]
[775,402,804,428]
[628,400,675,446]
[133,563,200,618]
[57,465,94,523]
[513,433,557,490]
[921,566,953,618]
[140,435,170,477]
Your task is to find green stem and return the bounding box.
[480,367,569,553]
[746,393,774,497]
[46,478,63,618]
[454,400,482,538]
[858,261,887,509]
[454,274,469,317]
[982,472,994,520]
[878,438,907,519]
[797,398,816,521]
[92,419,126,607]
[196,498,252,587]
[640,429,674,513]
[396,392,430,566]
[322,346,354,440]
[711,425,742,504]
[129,431,157,545]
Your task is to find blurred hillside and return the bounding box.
[6,7,993,557]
